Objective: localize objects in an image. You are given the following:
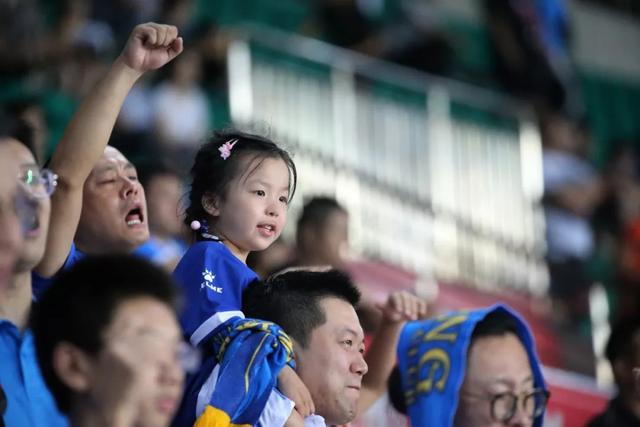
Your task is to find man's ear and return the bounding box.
[52,342,94,393]
[201,193,220,217]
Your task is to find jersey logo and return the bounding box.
[200,269,223,293]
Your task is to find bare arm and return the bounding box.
[358,291,428,414]
[35,23,183,276]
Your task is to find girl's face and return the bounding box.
[208,156,291,262]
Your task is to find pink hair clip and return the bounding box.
[218,139,238,160]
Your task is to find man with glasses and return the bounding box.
[0,113,67,427]
[393,304,549,427]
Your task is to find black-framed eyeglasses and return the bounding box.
[18,167,57,198]
[462,388,550,423]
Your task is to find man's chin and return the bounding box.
[326,404,357,426]
[126,227,150,244]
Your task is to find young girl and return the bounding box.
[172,130,310,426]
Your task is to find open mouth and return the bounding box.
[155,395,178,414]
[16,196,40,234]
[125,207,144,227]
[257,224,275,233]
[22,210,40,234]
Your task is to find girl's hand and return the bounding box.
[376,291,429,323]
[278,365,315,417]
[118,23,183,75]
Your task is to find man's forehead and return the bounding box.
[318,297,364,338]
[93,147,135,172]
[466,333,533,386]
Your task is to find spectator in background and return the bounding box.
[0,0,83,78]
[136,158,188,272]
[483,0,582,117]
[391,304,549,427]
[151,49,209,172]
[310,0,452,76]
[31,255,186,427]
[541,111,604,329]
[5,98,49,166]
[247,237,294,279]
[295,196,349,269]
[591,142,640,320]
[587,316,640,426]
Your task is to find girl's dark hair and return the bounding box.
[184,129,297,230]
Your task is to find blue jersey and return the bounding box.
[0,321,68,427]
[173,240,290,426]
[172,240,258,347]
[31,242,156,300]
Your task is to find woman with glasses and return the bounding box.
[394,304,549,427]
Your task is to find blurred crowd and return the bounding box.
[1,1,640,426]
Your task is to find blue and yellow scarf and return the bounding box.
[195,317,294,427]
[397,304,547,427]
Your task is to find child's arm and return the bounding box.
[357,291,429,414]
[35,23,183,276]
[283,408,305,427]
[278,364,315,417]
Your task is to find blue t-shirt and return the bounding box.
[0,321,68,427]
[31,242,156,300]
[135,236,187,266]
[172,240,258,347]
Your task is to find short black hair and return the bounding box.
[242,269,360,348]
[605,316,640,365]
[30,254,179,414]
[470,310,521,342]
[184,129,297,232]
[296,196,346,234]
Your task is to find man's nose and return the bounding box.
[351,353,368,377]
[508,403,531,427]
[120,177,139,198]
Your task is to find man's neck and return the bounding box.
[70,398,135,427]
[0,270,32,330]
